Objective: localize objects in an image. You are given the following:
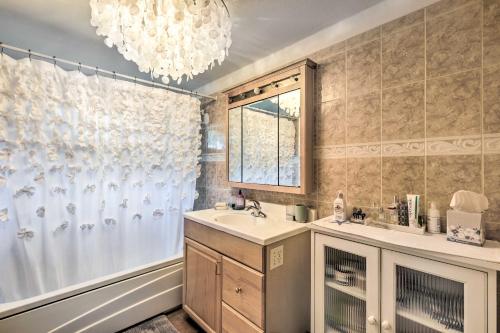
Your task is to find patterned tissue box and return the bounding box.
[446,210,485,246]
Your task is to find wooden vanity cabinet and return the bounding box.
[183,218,310,333]
[183,238,222,333]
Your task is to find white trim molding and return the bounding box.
[426,135,482,156]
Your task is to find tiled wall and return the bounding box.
[196,0,500,240]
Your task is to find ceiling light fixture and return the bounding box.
[90,0,232,84]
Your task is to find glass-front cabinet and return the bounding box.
[381,250,486,333]
[313,234,489,333]
[225,59,315,194]
[314,234,380,333]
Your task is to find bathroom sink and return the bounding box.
[214,213,266,226]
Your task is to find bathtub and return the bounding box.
[0,254,183,333]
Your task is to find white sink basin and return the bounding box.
[214,213,266,226]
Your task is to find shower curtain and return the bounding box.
[0,54,201,303]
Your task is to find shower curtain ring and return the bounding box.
[113,71,116,80]
[78,62,81,72]
[28,49,32,62]
[52,56,56,68]
[95,66,98,76]
[134,76,137,85]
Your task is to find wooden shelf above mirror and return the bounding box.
[224,59,316,194]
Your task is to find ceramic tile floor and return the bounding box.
[167,309,204,333]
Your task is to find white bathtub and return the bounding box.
[0,254,183,333]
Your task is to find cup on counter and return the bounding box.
[294,204,307,223]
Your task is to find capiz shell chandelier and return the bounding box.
[89,0,232,84]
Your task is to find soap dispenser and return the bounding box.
[333,191,347,223]
[235,190,245,210]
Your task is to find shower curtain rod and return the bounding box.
[0,42,216,100]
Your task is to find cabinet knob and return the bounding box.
[381,320,391,330]
[235,287,242,294]
[367,316,377,325]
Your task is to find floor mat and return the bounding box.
[122,315,179,333]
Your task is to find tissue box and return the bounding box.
[446,210,485,246]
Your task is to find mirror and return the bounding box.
[278,89,300,187]
[228,90,301,187]
[225,58,315,194]
[242,97,279,185]
[228,107,242,182]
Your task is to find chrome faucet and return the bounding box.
[246,200,267,218]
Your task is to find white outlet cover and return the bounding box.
[270,245,284,270]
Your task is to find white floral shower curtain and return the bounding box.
[0,54,201,303]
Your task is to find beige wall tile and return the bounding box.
[484,154,500,237]
[346,27,381,48]
[484,0,500,66]
[309,41,346,64]
[316,53,346,102]
[347,157,381,207]
[382,24,425,88]
[317,201,333,219]
[382,156,425,207]
[426,4,481,77]
[347,40,381,97]
[206,125,225,154]
[426,70,481,137]
[426,155,482,230]
[215,161,228,188]
[347,92,381,144]
[205,161,218,188]
[205,93,227,127]
[382,82,425,141]
[484,64,500,134]
[315,99,345,146]
[426,0,480,18]
[316,158,346,201]
[485,223,500,241]
[382,10,424,35]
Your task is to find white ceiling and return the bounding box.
[0,0,384,91]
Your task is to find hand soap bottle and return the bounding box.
[333,191,346,223]
[235,190,245,210]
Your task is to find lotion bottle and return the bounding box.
[427,201,441,234]
[333,191,346,223]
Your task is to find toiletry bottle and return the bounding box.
[235,190,245,210]
[427,201,441,234]
[387,195,399,224]
[333,191,346,223]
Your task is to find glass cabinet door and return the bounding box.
[381,250,487,333]
[314,234,380,333]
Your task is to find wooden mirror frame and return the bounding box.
[224,59,316,194]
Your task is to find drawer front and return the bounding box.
[222,257,264,328]
[185,218,264,272]
[222,302,263,333]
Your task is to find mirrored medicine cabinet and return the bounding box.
[225,59,316,194]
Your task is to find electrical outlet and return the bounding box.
[270,245,283,270]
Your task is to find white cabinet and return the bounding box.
[314,234,380,332]
[313,234,490,333]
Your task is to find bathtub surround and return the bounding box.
[196,0,500,241]
[0,54,201,303]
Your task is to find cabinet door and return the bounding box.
[183,238,222,333]
[381,249,487,333]
[314,234,380,333]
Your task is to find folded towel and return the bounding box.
[450,190,488,213]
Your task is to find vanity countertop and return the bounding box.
[184,203,309,245]
[311,216,500,271]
